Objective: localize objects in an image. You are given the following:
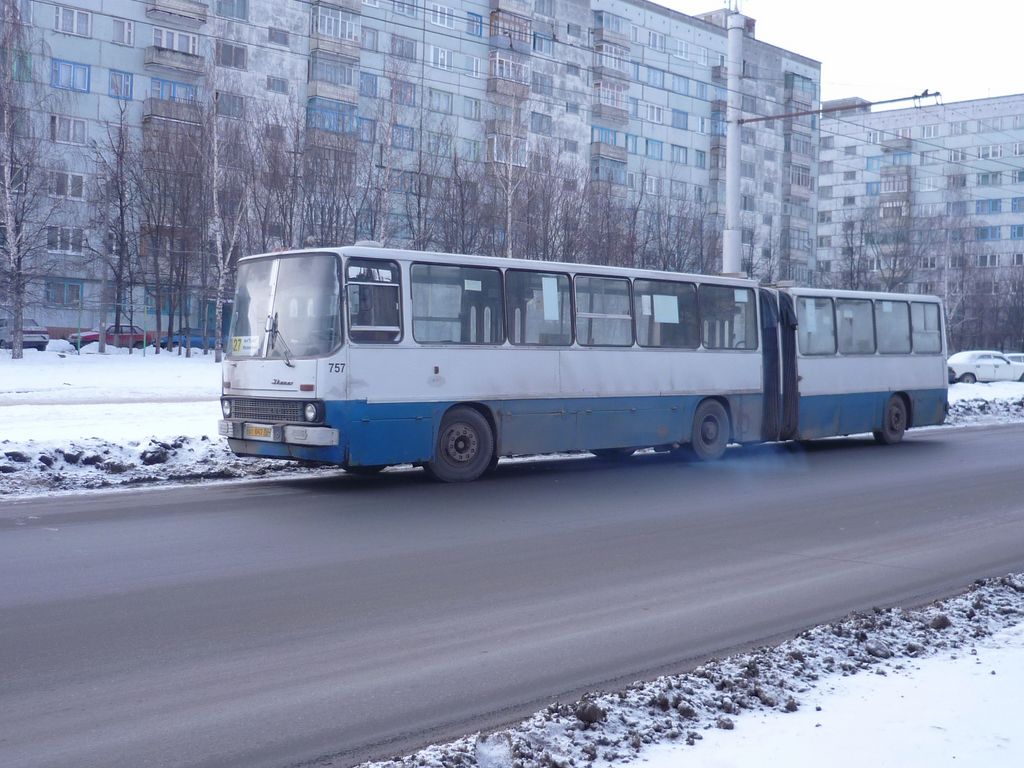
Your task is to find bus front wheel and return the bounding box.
[873,395,907,445]
[426,406,494,482]
[688,400,730,461]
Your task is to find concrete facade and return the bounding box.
[7,0,820,334]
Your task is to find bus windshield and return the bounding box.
[228,252,343,358]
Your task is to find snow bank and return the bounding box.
[359,574,1024,768]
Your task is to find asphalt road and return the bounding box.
[2,424,1024,768]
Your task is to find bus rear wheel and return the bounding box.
[688,400,730,461]
[873,395,907,445]
[425,406,494,482]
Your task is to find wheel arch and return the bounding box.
[894,390,913,428]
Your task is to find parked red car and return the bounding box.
[67,324,157,349]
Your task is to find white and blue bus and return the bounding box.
[219,245,948,482]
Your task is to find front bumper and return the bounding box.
[218,419,339,446]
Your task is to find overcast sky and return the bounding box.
[663,1,1024,106]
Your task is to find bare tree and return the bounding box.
[435,147,486,255]
[89,103,141,352]
[1,1,64,358]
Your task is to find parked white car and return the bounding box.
[0,317,50,351]
[948,350,1024,383]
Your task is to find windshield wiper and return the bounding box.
[266,313,296,368]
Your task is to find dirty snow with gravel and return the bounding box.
[3,344,1024,768]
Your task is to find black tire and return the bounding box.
[0,340,6,349]
[344,464,386,476]
[873,395,908,445]
[590,447,635,460]
[689,400,730,461]
[425,406,494,483]
[958,372,977,384]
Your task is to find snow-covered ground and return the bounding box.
[2,345,1024,767]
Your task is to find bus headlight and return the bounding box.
[304,402,319,422]
[221,399,232,418]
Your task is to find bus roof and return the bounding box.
[238,245,761,289]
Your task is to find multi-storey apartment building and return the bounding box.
[1,0,820,337]
[817,94,1024,350]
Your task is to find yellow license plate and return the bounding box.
[244,424,274,440]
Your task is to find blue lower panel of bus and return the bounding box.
[797,388,947,440]
[229,387,946,467]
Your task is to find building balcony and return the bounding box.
[142,97,201,124]
[144,46,205,74]
[593,101,629,124]
[329,0,363,12]
[489,0,532,15]
[145,0,208,27]
[591,63,630,82]
[484,118,526,137]
[881,136,912,152]
[486,76,529,100]
[307,80,358,105]
[310,32,360,59]
[712,65,727,83]
[590,141,626,162]
[592,26,629,47]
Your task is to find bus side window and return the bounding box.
[875,300,911,354]
[633,279,699,349]
[700,286,758,350]
[911,302,941,353]
[411,263,504,344]
[836,299,875,354]
[505,270,572,345]
[575,275,633,346]
[346,258,402,343]
[795,297,836,355]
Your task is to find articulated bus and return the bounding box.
[218,245,948,482]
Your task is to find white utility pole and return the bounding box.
[722,12,746,276]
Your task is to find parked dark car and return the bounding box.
[0,317,49,351]
[67,324,157,349]
[160,327,224,350]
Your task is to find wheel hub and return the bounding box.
[701,418,719,443]
[444,425,478,463]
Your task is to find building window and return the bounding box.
[49,115,86,144]
[54,6,90,36]
[50,60,90,92]
[644,103,663,124]
[311,51,355,87]
[392,79,415,106]
[316,6,360,41]
[109,70,133,99]
[976,226,1000,241]
[530,111,552,135]
[429,3,455,28]
[267,76,288,94]
[790,164,811,187]
[215,91,244,118]
[1011,225,1024,240]
[978,172,1002,186]
[463,96,481,120]
[361,26,377,50]
[268,27,289,46]
[392,124,415,150]
[153,27,198,54]
[671,145,687,164]
[429,88,453,114]
[47,226,85,253]
[394,0,417,16]
[51,171,84,199]
[359,71,377,97]
[866,181,880,195]
[216,41,247,69]
[466,12,482,36]
[391,35,416,60]
[429,45,454,71]
[976,199,1002,214]
[694,150,706,168]
[216,0,248,19]
[645,139,663,161]
[152,78,197,102]
[532,72,554,96]
[533,33,553,55]
[112,18,134,46]
[306,97,356,134]
[46,279,84,306]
